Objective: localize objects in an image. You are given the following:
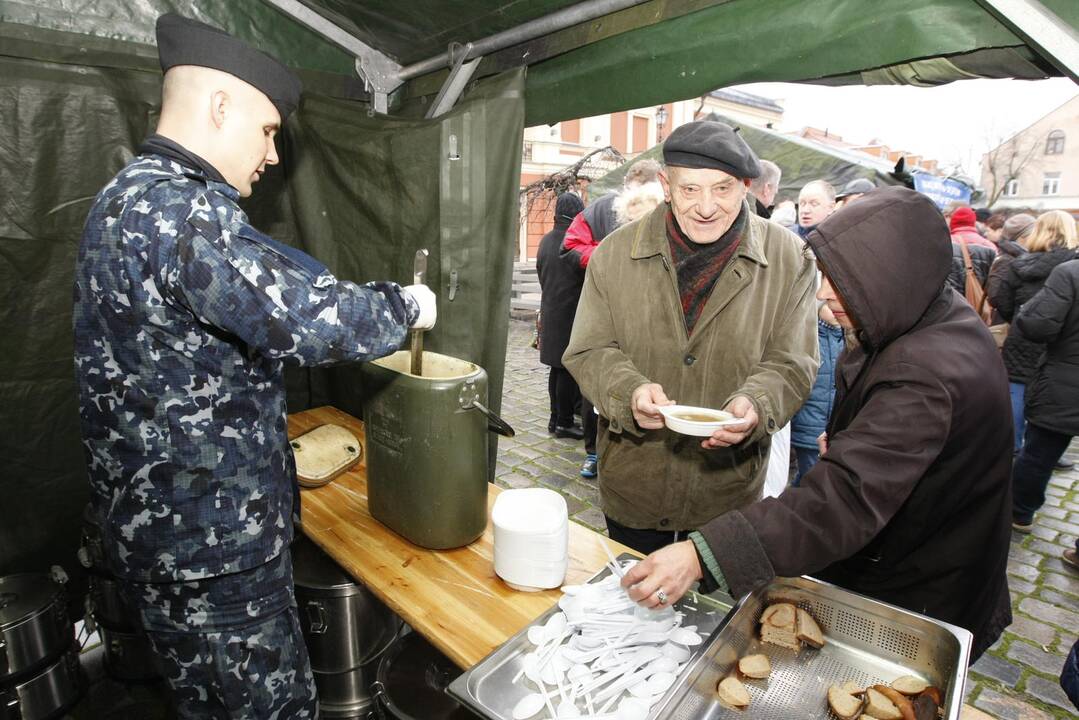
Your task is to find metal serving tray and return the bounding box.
[448,554,735,720]
[650,575,972,720]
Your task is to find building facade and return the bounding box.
[981,94,1079,213]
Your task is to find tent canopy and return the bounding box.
[5,0,1076,125]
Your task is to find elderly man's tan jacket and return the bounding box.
[563,202,818,530]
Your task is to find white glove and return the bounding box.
[403,284,436,330]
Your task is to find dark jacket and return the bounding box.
[984,239,1025,325]
[791,318,846,449]
[947,240,995,296]
[700,187,1013,661]
[988,247,1078,384]
[536,205,584,367]
[1015,259,1079,436]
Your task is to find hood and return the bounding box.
[997,239,1026,259]
[1012,247,1078,281]
[807,186,951,350]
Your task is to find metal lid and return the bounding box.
[0,574,60,628]
[291,535,359,594]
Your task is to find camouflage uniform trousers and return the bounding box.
[120,549,318,719]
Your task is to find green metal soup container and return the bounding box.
[361,350,514,550]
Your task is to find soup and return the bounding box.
[674,412,724,422]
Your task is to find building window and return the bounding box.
[522,142,533,162]
[1004,179,1018,197]
[1045,130,1065,155]
[1042,172,1060,196]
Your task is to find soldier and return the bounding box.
[72,14,435,718]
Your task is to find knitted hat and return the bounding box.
[948,206,977,231]
[1002,213,1036,242]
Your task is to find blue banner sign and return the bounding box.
[913,174,972,209]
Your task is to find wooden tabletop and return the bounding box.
[290,406,636,670]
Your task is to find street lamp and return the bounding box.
[655,105,668,143]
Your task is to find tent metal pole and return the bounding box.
[973,0,1079,83]
[398,0,650,81]
[261,0,401,113]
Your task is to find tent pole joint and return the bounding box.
[425,42,482,118]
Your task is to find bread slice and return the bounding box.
[717,676,751,708]
[760,602,800,651]
[796,607,825,649]
[827,684,864,720]
[761,602,796,627]
[871,685,915,720]
[890,675,929,696]
[865,687,903,720]
[737,653,771,679]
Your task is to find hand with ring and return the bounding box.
[621,540,703,609]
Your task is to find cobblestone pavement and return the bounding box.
[495,317,1079,719]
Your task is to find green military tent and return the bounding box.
[1,0,1076,595]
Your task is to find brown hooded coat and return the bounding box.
[699,187,1013,660]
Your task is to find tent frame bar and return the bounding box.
[263,0,650,114]
[973,0,1079,83]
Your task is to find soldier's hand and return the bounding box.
[631,383,674,430]
[702,395,758,449]
[404,284,436,330]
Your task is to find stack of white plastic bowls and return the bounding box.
[492,488,569,591]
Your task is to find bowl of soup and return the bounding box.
[658,404,743,436]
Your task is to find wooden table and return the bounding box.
[290,406,993,719]
[290,406,635,670]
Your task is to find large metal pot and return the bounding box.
[370,632,477,720]
[314,666,376,719]
[0,575,72,684]
[0,645,83,720]
[292,535,397,675]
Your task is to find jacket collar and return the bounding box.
[630,200,768,268]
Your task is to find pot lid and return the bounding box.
[291,534,357,592]
[0,574,60,627]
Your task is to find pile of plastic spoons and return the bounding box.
[510,560,702,720]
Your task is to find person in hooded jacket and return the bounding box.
[986,210,1079,455]
[619,187,1013,662]
[537,192,587,437]
[1011,257,1079,532]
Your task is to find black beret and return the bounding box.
[662,121,761,179]
[156,13,303,121]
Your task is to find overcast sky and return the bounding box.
[729,77,1078,179]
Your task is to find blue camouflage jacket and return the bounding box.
[74,152,417,583]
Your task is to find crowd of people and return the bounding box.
[533,119,1079,705]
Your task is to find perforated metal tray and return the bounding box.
[650,575,972,720]
[447,555,735,720]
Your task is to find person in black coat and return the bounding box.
[987,210,1079,454]
[536,192,586,437]
[1012,257,1079,531]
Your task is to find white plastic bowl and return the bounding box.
[658,404,744,436]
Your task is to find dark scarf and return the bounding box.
[139,134,227,184]
[666,203,747,335]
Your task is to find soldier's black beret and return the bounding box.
[662,121,761,179]
[156,13,303,121]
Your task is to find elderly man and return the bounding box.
[748,159,782,218]
[73,14,435,717]
[796,179,837,238]
[563,120,818,555]
[623,187,1013,662]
